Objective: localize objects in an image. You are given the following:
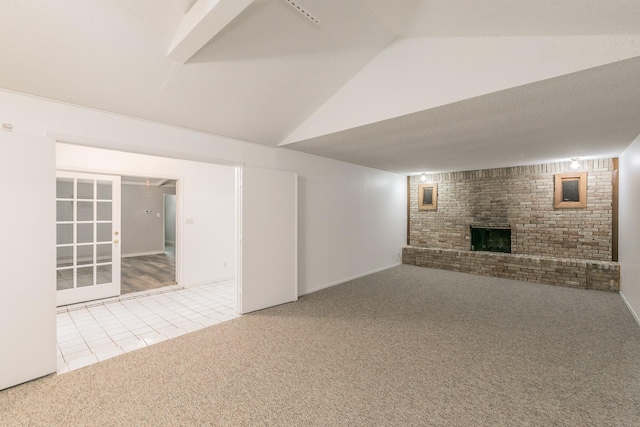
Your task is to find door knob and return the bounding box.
[114,231,119,235]
[114,239,120,244]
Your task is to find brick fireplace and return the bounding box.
[403,159,619,291]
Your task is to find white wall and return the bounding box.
[57,144,237,287]
[619,136,640,324]
[0,132,56,390]
[121,184,176,256]
[0,89,407,296]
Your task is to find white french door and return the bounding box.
[56,171,121,306]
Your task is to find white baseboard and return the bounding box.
[620,291,640,327]
[182,276,235,288]
[121,251,165,258]
[299,262,402,296]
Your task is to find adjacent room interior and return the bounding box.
[120,175,177,295]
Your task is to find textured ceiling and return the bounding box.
[1,0,639,175]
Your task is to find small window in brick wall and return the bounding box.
[418,183,437,211]
[554,172,587,208]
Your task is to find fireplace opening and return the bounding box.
[471,227,511,253]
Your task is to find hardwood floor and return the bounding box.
[121,252,176,295]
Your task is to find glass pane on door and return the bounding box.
[77,245,94,266]
[97,202,112,221]
[77,179,94,199]
[77,267,94,287]
[96,244,112,263]
[57,201,73,221]
[77,202,93,221]
[97,265,112,285]
[56,247,73,268]
[97,181,112,200]
[57,269,73,291]
[56,178,74,199]
[97,223,112,242]
[56,224,73,245]
[77,224,94,244]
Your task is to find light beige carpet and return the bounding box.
[2,265,640,426]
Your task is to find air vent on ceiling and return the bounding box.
[283,0,320,25]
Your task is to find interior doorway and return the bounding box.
[120,175,177,295]
[54,142,298,374]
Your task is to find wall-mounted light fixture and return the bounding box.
[570,158,580,170]
[420,172,427,182]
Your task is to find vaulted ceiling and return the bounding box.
[1,0,639,174]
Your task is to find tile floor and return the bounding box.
[56,280,238,374]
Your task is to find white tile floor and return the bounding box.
[56,281,238,374]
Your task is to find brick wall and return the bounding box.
[409,159,613,261]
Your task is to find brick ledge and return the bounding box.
[402,246,619,291]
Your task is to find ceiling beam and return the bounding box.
[167,0,254,64]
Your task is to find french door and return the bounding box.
[56,171,121,306]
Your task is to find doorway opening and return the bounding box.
[55,164,238,374]
[54,141,297,374]
[120,175,177,295]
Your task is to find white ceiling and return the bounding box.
[1,0,639,175]
[285,57,640,174]
[364,0,640,37]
